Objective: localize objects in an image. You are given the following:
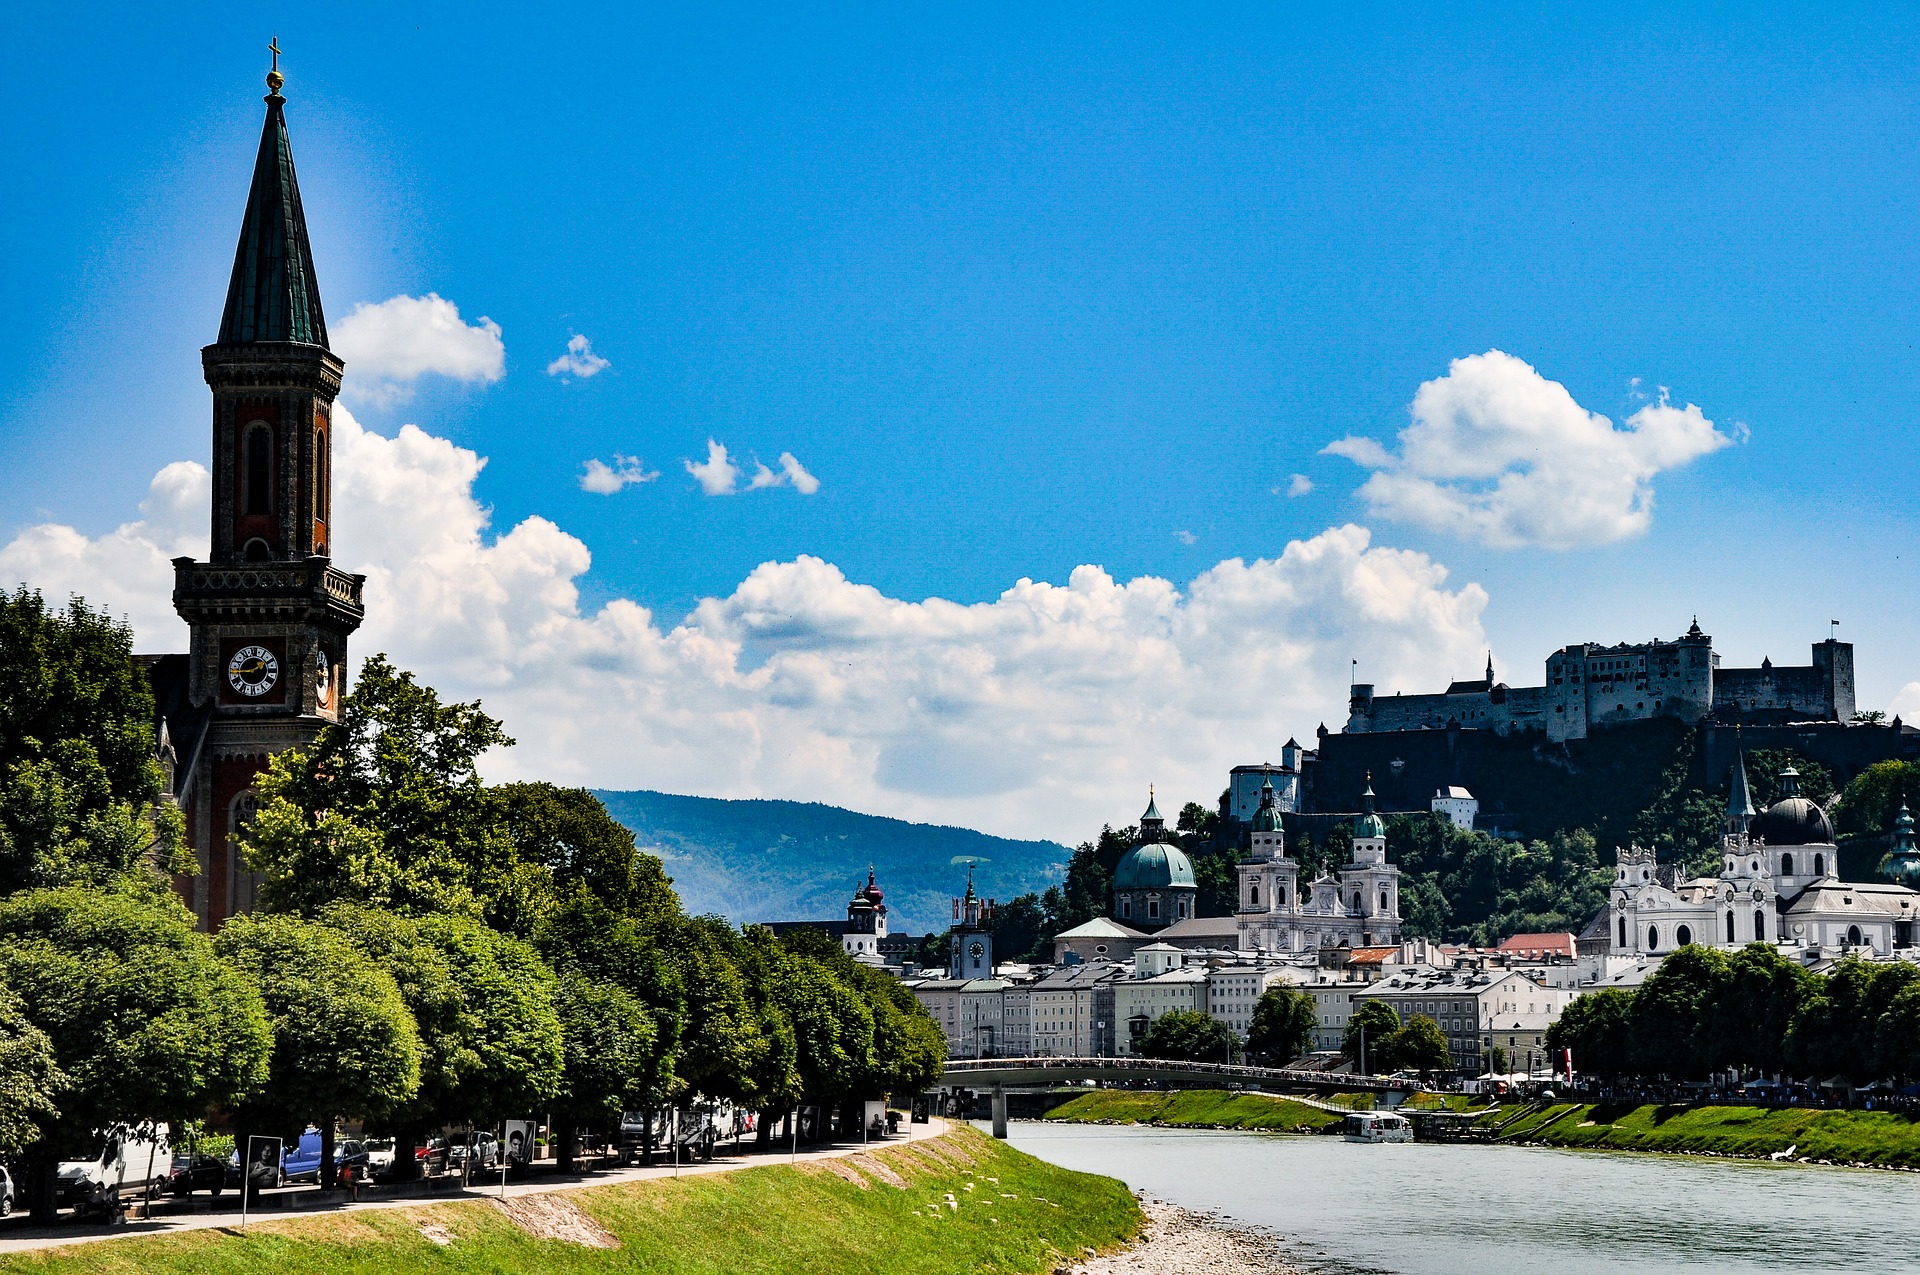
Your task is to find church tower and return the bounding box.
[170,47,364,926]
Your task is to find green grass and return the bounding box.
[1490,1102,1920,1166]
[1044,1089,1342,1132]
[0,1126,1141,1275]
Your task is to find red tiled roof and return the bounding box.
[1494,932,1576,957]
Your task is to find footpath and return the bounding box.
[0,1118,949,1256]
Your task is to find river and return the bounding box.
[1005,1121,1920,1274]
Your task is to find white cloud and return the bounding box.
[1174,530,1197,546]
[685,439,740,495]
[1323,350,1733,549]
[1286,474,1314,498]
[0,412,1487,842]
[1892,682,1920,724]
[579,456,659,495]
[685,442,818,496]
[332,294,506,402]
[546,334,610,380]
[0,462,210,642]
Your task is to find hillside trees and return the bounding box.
[1836,760,1920,841]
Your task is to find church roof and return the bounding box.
[1054,917,1149,940]
[1114,841,1196,890]
[218,78,328,347]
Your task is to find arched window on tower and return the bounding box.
[314,428,328,524]
[1648,925,1660,951]
[1249,883,1259,908]
[1676,924,1693,947]
[1352,891,1362,912]
[1781,853,1794,876]
[1275,885,1286,907]
[1847,924,1863,947]
[229,790,263,915]
[1815,853,1826,877]
[1755,910,1767,941]
[1618,915,1627,947]
[1726,910,1735,943]
[245,423,272,516]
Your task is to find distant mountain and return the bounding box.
[591,790,1072,933]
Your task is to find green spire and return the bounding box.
[1727,746,1755,826]
[1140,786,1164,840]
[1251,777,1283,833]
[1354,773,1385,840]
[1883,802,1920,890]
[218,57,328,347]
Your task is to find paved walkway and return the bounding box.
[0,1118,950,1255]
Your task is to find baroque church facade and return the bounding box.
[1610,755,1920,957]
[1235,778,1404,952]
[143,56,364,929]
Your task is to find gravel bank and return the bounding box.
[1065,1196,1304,1275]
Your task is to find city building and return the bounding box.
[906,974,1007,1059]
[950,866,997,979]
[1051,917,1150,966]
[1609,756,1920,958]
[1236,779,1403,953]
[1225,741,1307,822]
[1345,622,1855,744]
[1431,786,1479,830]
[139,61,365,929]
[1113,944,1211,1055]
[1204,965,1301,1039]
[1030,961,1128,1056]
[1354,969,1574,1072]
[762,868,893,962]
[1111,792,1197,930]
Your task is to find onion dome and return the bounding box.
[1885,803,1920,891]
[1751,765,1834,847]
[1251,777,1283,833]
[853,866,884,906]
[1353,775,1386,840]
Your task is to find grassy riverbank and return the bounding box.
[1485,1101,1920,1166]
[0,1126,1141,1275]
[1045,1090,1343,1132]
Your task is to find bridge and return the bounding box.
[938,1056,1417,1137]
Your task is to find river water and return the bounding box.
[1005,1122,1920,1274]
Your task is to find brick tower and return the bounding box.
[161,48,364,927]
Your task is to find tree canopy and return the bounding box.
[1245,987,1317,1066]
[1136,1010,1235,1064]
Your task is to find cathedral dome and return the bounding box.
[1751,765,1833,846]
[1114,842,1196,891]
[1753,796,1834,847]
[1251,778,1283,832]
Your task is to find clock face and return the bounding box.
[969,941,985,959]
[227,645,280,697]
[314,649,332,708]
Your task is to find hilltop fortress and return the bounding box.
[1347,620,1854,743]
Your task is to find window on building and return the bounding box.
[1147,897,1160,920]
[1847,925,1863,946]
[1648,925,1660,951]
[1676,924,1692,947]
[1726,910,1735,943]
[1815,854,1826,877]
[1618,915,1627,947]
[1781,853,1794,875]
[245,423,272,515]
[1755,910,1766,941]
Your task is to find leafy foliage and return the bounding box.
[1136,1010,1235,1063]
[1342,1000,1402,1070]
[1244,986,1317,1065]
[0,980,62,1157]
[1835,760,1920,841]
[1388,1015,1452,1073]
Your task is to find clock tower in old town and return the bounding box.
[154,48,364,928]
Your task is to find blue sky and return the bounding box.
[2,4,1917,838]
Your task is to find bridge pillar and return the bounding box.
[991,1084,1008,1140]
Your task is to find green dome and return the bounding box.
[1353,777,1385,839]
[1114,842,1197,890]
[1251,778,1283,833]
[1885,803,1920,890]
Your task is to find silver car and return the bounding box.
[0,1164,13,1217]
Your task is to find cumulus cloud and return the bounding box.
[1892,682,1920,723]
[685,439,739,495]
[686,442,819,496]
[332,294,506,402]
[546,334,610,380]
[1174,530,1197,546]
[0,462,210,642]
[1285,474,1313,498]
[579,456,659,495]
[0,411,1487,841]
[1323,350,1733,549]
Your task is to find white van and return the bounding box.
[56,1124,172,1208]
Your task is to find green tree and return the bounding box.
[1629,944,1729,1078]
[1835,760,1920,841]
[1745,750,1835,807]
[549,970,658,1168]
[214,913,423,1189]
[1343,1000,1402,1072]
[240,655,514,918]
[1136,1010,1235,1064]
[1545,988,1635,1078]
[0,886,271,1219]
[495,782,680,928]
[1060,825,1134,928]
[1787,957,1881,1082]
[1703,943,1817,1076]
[0,981,62,1158]
[1399,871,1451,940]
[988,892,1052,963]
[1387,1015,1451,1074]
[1245,987,1317,1066]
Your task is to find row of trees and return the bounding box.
[0,591,945,1220]
[1547,943,1920,1083]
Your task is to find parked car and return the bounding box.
[362,1137,397,1181]
[0,1164,14,1217]
[162,1153,228,1197]
[281,1130,370,1185]
[417,1137,449,1176]
[445,1132,499,1173]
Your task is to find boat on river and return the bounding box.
[1341,1112,1413,1143]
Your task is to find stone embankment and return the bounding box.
[1063,1196,1303,1275]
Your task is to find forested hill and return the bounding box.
[591,790,1071,932]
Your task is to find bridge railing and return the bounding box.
[940,1055,1401,1091]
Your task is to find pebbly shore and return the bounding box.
[1063,1196,1305,1275]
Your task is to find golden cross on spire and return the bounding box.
[267,37,285,94]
